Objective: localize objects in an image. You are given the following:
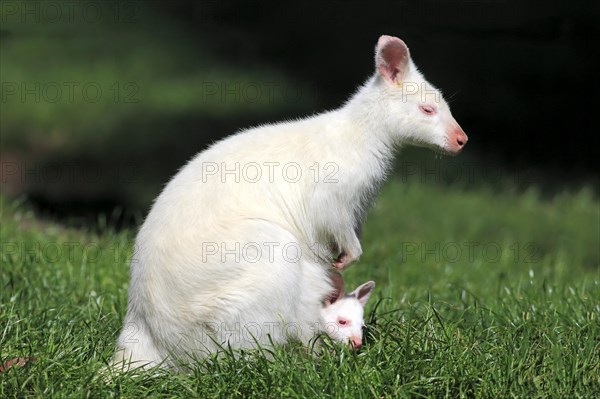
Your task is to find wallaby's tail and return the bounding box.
[110,318,165,373]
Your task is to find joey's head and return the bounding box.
[321,280,375,349]
[371,35,468,154]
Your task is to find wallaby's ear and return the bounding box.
[350,281,375,307]
[375,35,410,85]
[324,270,345,305]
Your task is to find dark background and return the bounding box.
[167,0,599,169]
[1,0,598,225]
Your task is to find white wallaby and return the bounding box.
[321,279,375,349]
[113,35,467,371]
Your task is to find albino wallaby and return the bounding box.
[113,35,467,370]
[321,279,375,349]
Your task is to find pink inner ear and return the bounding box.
[324,271,345,305]
[355,281,375,306]
[376,35,409,84]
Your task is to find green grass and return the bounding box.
[1,180,599,398]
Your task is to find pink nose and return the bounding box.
[450,127,468,152]
[350,337,362,349]
[455,129,468,147]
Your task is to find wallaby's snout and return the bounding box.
[450,126,468,153]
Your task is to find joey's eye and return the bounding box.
[338,319,349,326]
[419,105,437,115]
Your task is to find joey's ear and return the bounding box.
[375,35,410,85]
[350,281,375,307]
[324,270,345,305]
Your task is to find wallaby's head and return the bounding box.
[321,280,375,349]
[372,35,468,154]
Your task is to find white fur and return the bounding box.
[321,281,375,348]
[112,35,466,371]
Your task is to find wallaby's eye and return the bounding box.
[419,105,437,116]
[337,318,349,326]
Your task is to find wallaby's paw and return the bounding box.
[333,253,354,270]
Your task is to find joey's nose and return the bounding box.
[350,337,362,349]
